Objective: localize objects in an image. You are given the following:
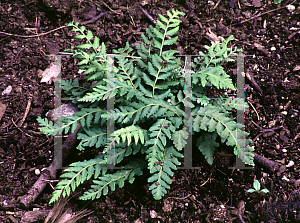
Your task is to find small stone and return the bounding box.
[286,5,295,12]
[150,210,157,218]
[2,85,12,96]
[35,169,41,175]
[286,160,294,167]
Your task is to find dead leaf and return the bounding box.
[39,63,61,84]
[206,29,224,42]
[0,102,7,121]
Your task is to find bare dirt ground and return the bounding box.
[0,0,300,222]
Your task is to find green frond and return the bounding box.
[36,116,76,136]
[192,36,241,90]
[192,104,254,165]
[193,66,236,90]
[77,127,107,150]
[135,9,184,96]
[80,160,146,201]
[113,125,148,146]
[103,97,183,126]
[145,119,176,171]
[172,128,189,151]
[61,78,89,97]
[49,145,142,204]
[49,155,109,204]
[148,146,183,200]
[196,132,219,165]
[214,97,249,111]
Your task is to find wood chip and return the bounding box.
[0,102,7,122]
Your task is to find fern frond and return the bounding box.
[135,10,184,96]
[76,127,107,151]
[231,129,255,165]
[192,104,254,165]
[192,35,242,90]
[103,96,184,126]
[37,107,107,136]
[65,22,109,81]
[148,146,183,200]
[36,116,77,136]
[172,128,189,151]
[65,21,101,53]
[49,145,139,204]
[145,119,176,171]
[78,77,137,103]
[49,155,108,204]
[113,125,148,146]
[193,66,235,90]
[214,97,249,111]
[196,132,219,165]
[80,160,146,201]
[61,78,89,97]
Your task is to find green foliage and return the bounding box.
[274,0,282,4]
[192,35,240,90]
[247,179,269,194]
[37,9,255,204]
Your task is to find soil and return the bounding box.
[0,0,300,222]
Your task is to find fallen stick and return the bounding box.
[234,0,297,25]
[80,11,113,25]
[18,97,32,127]
[140,7,157,25]
[245,71,263,93]
[253,152,286,175]
[19,124,81,208]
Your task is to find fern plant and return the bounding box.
[37,9,255,204]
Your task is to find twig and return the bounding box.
[18,124,81,208]
[130,15,136,28]
[99,1,121,14]
[166,194,191,200]
[294,132,300,141]
[11,118,34,138]
[213,0,222,10]
[251,121,283,133]
[140,7,171,40]
[237,200,246,223]
[246,99,260,120]
[251,120,283,142]
[200,173,212,187]
[140,7,157,25]
[0,26,66,38]
[235,0,296,25]
[80,11,113,25]
[10,47,26,67]
[245,71,263,93]
[18,97,32,127]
